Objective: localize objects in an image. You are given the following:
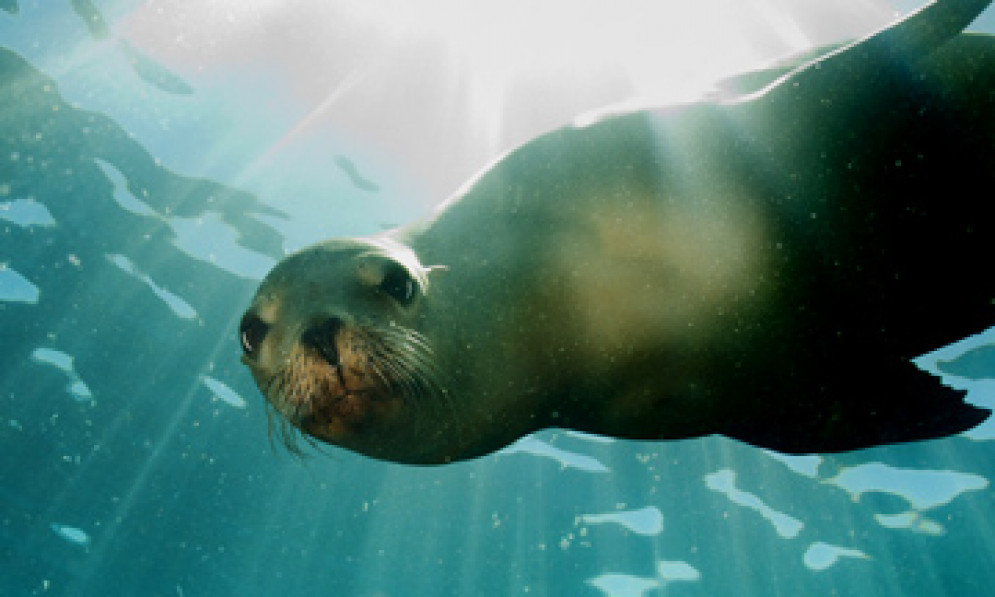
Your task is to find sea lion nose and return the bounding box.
[300,317,343,365]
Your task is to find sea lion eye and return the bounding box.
[239,314,270,355]
[379,263,417,306]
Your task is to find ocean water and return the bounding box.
[2,1,994,595]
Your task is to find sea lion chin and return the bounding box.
[240,0,993,465]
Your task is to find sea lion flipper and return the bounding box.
[724,363,989,454]
[758,0,993,102]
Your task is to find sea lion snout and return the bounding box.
[300,317,344,366]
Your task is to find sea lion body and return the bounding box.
[241,1,993,464]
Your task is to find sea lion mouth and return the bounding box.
[302,358,381,418]
[274,347,386,428]
[259,322,447,454]
[301,384,380,431]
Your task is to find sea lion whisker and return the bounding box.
[262,393,305,458]
[365,327,428,374]
[385,327,438,361]
[373,351,423,402]
[366,355,421,407]
[366,329,456,434]
[264,401,279,453]
[379,339,455,424]
[374,327,442,385]
[365,356,392,388]
[388,339,442,397]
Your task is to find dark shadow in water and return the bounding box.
[70,0,109,40]
[0,0,18,16]
[0,45,286,593]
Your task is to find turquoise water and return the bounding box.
[2,1,994,595]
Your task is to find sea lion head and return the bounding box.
[239,236,446,461]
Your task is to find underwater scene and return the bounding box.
[2,1,994,595]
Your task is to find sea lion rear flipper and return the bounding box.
[758,0,993,102]
[724,363,990,454]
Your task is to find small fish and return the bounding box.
[334,156,380,192]
[119,40,194,95]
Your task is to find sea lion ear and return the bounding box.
[757,0,992,103]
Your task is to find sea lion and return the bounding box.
[240,0,993,465]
